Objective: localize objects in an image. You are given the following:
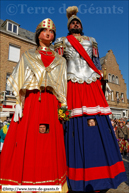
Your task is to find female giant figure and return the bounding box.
[0,18,68,193]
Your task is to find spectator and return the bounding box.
[3,120,7,126]
[0,120,3,129]
[0,123,10,152]
[116,120,129,156]
[126,119,129,128]
[111,120,117,137]
[87,119,96,126]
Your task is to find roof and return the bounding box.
[1,19,20,27]
[0,19,35,42]
[0,19,4,26]
[18,27,35,41]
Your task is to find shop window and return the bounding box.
[6,73,14,96]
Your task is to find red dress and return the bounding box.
[67,80,111,117]
[0,51,68,192]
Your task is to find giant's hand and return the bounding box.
[14,104,22,122]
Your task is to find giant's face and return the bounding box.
[38,28,54,44]
[69,19,82,30]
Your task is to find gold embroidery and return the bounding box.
[0,172,67,186]
[10,75,19,88]
[75,36,89,42]
[0,178,21,185]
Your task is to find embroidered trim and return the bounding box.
[71,106,112,117]
[67,74,100,84]
[0,172,67,185]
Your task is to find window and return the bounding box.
[108,74,111,82]
[111,91,114,101]
[13,25,17,33]
[116,76,119,84]
[6,73,14,96]
[8,45,20,62]
[8,23,12,31]
[105,91,108,100]
[116,92,119,99]
[112,75,115,83]
[123,110,126,117]
[116,92,119,103]
[121,93,124,102]
[105,83,111,101]
[7,21,18,34]
[113,114,121,119]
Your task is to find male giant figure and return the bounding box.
[54,6,127,192]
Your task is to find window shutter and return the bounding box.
[8,45,20,62]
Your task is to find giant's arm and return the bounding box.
[90,37,102,71]
[54,37,66,56]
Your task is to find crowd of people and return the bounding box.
[111,118,129,156]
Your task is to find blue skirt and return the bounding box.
[64,115,127,192]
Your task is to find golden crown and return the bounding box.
[36,18,56,32]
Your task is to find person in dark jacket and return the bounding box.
[116,120,129,154]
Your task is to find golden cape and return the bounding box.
[7,48,67,107]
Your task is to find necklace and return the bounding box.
[38,46,55,56]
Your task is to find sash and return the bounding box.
[66,35,102,78]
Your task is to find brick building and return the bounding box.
[100,50,129,119]
[0,19,36,121]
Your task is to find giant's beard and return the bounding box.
[69,28,83,35]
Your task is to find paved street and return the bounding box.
[123,154,129,186]
[100,154,129,193]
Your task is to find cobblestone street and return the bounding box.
[100,154,129,193]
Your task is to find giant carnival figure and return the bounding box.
[54,6,127,192]
[0,18,68,193]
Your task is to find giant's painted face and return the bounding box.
[69,20,82,30]
[38,28,54,45]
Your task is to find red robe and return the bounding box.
[0,51,68,192]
